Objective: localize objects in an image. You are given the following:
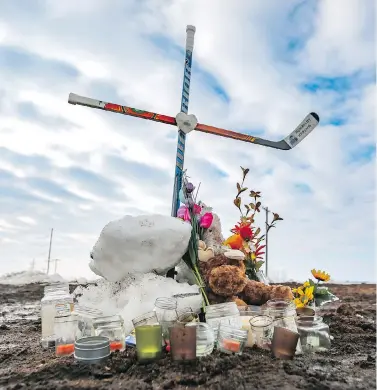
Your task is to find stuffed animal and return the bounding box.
[200,251,293,305]
[202,212,225,255]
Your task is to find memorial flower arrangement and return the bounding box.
[223,167,283,280]
[293,269,338,308]
[177,175,212,306]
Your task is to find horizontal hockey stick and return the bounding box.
[68,93,320,150]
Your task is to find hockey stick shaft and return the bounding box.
[171,25,196,218]
[68,93,319,150]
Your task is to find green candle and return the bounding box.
[135,324,162,362]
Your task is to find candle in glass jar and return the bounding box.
[241,316,254,347]
[223,338,241,353]
[249,315,273,349]
[135,324,162,362]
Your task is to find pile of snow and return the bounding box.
[90,214,192,282]
[73,272,202,335]
[0,270,66,285]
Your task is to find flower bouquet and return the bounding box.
[293,269,339,309]
[223,167,283,281]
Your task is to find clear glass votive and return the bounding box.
[249,315,273,349]
[266,299,302,354]
[72,305,104,339]
[186,322,215,357]
[54,315,77,357]
[153,297,178,343]
[205,302,242,342]
[169,324,197,361]
[133,311,162,363]
[217,324,248,355]
[93,315,126,352]
[296,316,331,353]
[238,306,265,347]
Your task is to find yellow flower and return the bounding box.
[311,269,330,282]
[303,281,310,288]
[293,285,314,308]
[304,285,314,301]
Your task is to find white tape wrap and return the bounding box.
[185,25,196,52]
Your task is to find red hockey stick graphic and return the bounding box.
[68,93,320,151]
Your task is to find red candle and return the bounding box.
[223,339,240,353]
[110,341,124,351]
[56,344,75,356]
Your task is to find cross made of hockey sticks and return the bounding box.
[68,25,320,278]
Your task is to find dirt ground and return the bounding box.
[0,282,375,390]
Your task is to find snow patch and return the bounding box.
[73,273,202,335]
[0,271,66,285]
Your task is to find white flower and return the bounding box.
[248,242,256,252]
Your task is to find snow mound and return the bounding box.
[0,271,66,285]
[90,214,192,282]
[73,273,203,335]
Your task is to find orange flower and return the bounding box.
[223,234,244,250]
[311,269,330,282]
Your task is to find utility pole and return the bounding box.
[46,228,53,275]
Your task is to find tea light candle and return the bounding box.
[223,338,241,353]
[241,316,254,347]
[56,343,75,356]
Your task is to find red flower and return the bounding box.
[231,221,253,240]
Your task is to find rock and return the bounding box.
[90,215,192,282]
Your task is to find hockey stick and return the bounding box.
[68,92,320,150]
[172,25,196,218]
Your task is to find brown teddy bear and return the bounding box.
[199,251,293,306]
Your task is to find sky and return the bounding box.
[0,0,375,282]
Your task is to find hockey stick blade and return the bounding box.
[68,93,319,150]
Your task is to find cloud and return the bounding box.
[0,0,374,282]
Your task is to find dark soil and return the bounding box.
[0,283,375,389]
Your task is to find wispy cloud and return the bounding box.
[0,0,374,281]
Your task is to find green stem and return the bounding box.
[193,264,210,307]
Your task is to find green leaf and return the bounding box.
[237,182,241,192]
[255,260,264,270]
[315,286,330,296]
[249,203,255,210]
[308,278,316,287]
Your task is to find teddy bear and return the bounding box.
[199,250,293,306]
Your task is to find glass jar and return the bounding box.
[169,324,197,361]
[266,299,302,354]
[186,322,215,357]
[205,302,242,342]
[217,324,248,355]
[72,305,104,339]
[132,311,162,363]
[41,283,73,348]
[249,315,273,349]
[153,297,178,342]
[238,306,264,347]
[296,316,331,353]
[54,315,77,357]
[93,315,126,352]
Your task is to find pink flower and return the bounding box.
[200,212,213,229]
[193,204,202,215]
[177,206,191,222]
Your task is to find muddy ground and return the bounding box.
[0,283,375,389]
